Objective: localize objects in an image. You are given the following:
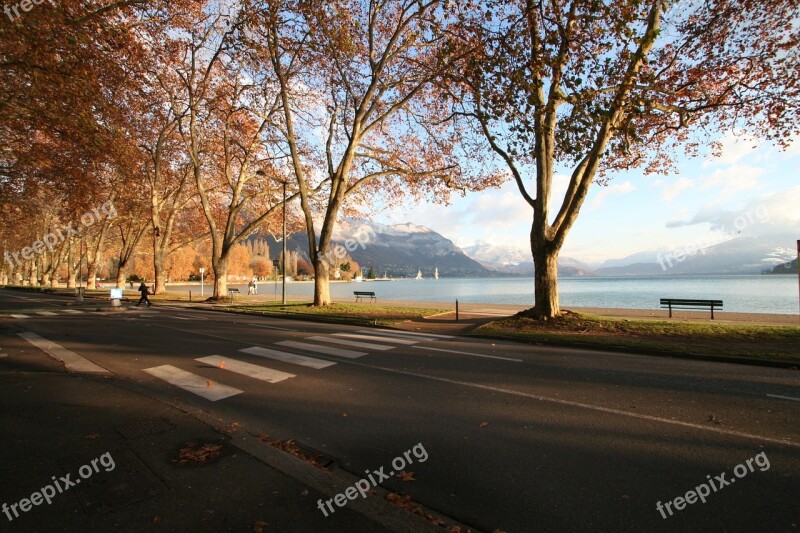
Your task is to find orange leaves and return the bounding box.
[172,442,224,465]
[395,470,416,481]
[84,433,101,440]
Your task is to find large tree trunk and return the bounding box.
[87,263,97,289]
[531,240,560,319]
[153,247,167,295]
[115,267,127,288]
[313,259,331,306]
[212,254,229,299]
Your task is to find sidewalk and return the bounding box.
[0,368,420,532]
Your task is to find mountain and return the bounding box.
[461,243,594,276]
[595,235,797,276]
[261,219,488,277]
[764,257,798,274]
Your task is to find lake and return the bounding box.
[220,275,799,315]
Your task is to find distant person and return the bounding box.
[136,281,152,307]
[129,280,134,290]
[247,280,255,295]
[252,277,258,295]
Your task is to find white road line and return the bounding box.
[62,310,84,314]
[143,365,242,401]
[244,323,298,332]
[767,394,800,402]
[239,346,336,369]
[362,328,453,340]
[10,314,30,319]
[174,314,207,320]
[333,333,418,345]
[18,332,110,374]
[196,355,295,383]
[36,311,58,316]
[276,341,366,359]
[171,316,191,320]
[305,335,395,351]
[411,345,523,362]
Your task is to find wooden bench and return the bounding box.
[660,298,723,319]
[228,287,240,301]
[354,291,376,302]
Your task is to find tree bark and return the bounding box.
[212,254,229,298]
[313,259,331,306]
[531,229,560,319]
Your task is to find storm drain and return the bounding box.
[58,446,165,514]
[293,442,337,469]
[115,417,175,440]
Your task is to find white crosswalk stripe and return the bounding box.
[19,332,110,374]
[62,310,84,314]
[356,328,453,340]
[332,333,419,345]
[10,314,30,319]
[276,340,366,359]
[196,355,295,383]
[144,365,242,401]
[35,311,58,316]
[304,335,395,351]
[239,346,336,369]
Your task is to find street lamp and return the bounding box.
[256,170,287,305]
[199,267,205,298]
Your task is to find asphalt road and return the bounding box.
[1,288,798,532]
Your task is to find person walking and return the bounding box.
[252,277,258,295]
[136,281,152,306]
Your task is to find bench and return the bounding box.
[228,288,240,301]
[354,291,376,302]
[660,298,723,319]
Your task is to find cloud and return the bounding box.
[704,131,761,167]
[588,181,635,209]
[699,164,764,198]
[660,177,694,201]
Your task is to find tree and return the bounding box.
[455,0,800,318]
[242,0,500,305]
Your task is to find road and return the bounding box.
[1,288,798,532]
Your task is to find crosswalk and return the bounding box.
[144,328,451,402]
[4,308,159,319]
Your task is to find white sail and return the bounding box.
[415,270,423,280]
[434,267,439,280]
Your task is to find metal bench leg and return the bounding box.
[711,305,714,320]
[668,303,672,318]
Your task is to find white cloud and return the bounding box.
[660,177,694,201]
[704,131,761,167]
[588,181,635,209]
[699,164,764,198]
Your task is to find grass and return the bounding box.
[477,311,800,362]
[226,302,449,326]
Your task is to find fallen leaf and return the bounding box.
[300,489,309,497]
[342,412,348,417]
[152,515,161,523]
[218,361,226,369]
[207,380,214,388]
[84,433,100,440]
[251,520,268,532]
[480,422,489,428]
[396,471,416,481]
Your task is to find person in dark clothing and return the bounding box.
[136,282,152,306]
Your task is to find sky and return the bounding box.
[374,132,800,267]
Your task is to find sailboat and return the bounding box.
[415,270,423,280]
[434,267,439,280]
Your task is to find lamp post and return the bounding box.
[199,267,205,298]
[257,170,287,305]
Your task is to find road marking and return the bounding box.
[62,310,84,314]
[171,315,191,320]
[276,340,366,359]
[143,365,242,401]
[174,314,207,320]
[305,336,395,351]
[334,333,419,345]
[18,332,110,374]
[411,345,523,362]
[196,355,295,383]
[244,323,298,332]
[239,346,336,369]
[36,311,58,316]
[10,314,30,319]
[767,394,800,402]
[361,328,453,340]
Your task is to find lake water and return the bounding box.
[238,275,799,315]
